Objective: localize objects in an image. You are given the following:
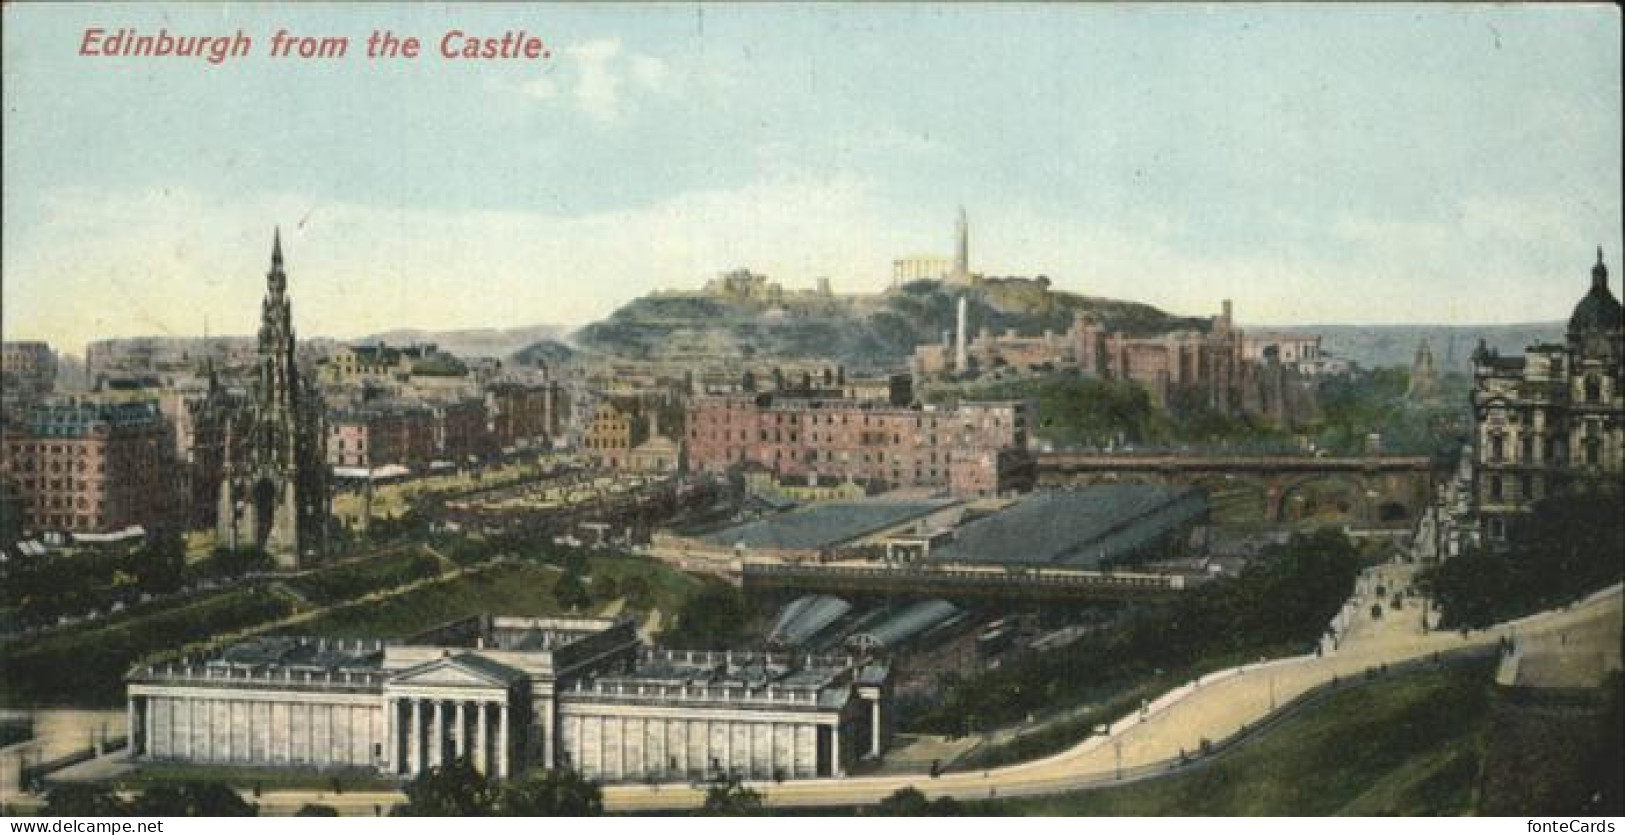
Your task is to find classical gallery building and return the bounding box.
[125,615,889,783]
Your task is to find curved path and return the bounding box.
[599,571,1621,812]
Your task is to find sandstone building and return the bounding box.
[686,394,1033,497]
[126,616,889,782]
[1,341,57,402]
[1470,249,1623,544]
[0,399,180,535]
[914,299,1318,426]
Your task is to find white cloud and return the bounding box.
[630,54,670,93]
[567,38,625,124]
[519,76,559,101]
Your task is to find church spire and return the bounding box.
[267,227,286,297]
[1594,245,1608,291]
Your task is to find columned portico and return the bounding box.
[384,652,524,779]
[388,694,514,778]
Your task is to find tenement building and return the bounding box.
[125,616,889,782]
[686,393,1034,497]
[1,341,57,402]
[216,230,331,568]
[0,399,181,535]
[1469,248,1624,543]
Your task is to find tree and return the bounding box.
[701,775,764,816]
[132,781,257,816]
[497,769,604,816]
[874,786,965,816]
[621,576,653,609]
[43,783,130,816]
[667,580,750,648]
[128,532,186,595]
[1420,489,1624,627]
[395,758,498,816]
[591,575,621,604]
[553,572,590,611]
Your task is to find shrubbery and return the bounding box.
[1420,489,1623,628]
[910,529,1360,736]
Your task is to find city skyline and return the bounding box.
[3,3,1621,352]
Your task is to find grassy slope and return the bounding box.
[3,547,705,706]
[1007,660,1494,816]
[287,554,700,639]
[0,588,293,707]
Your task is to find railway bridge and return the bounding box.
[1037,452,1437,526]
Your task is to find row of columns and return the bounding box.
[128,695,377,766]
[390,696,511,779]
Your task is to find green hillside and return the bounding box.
[571,278,1206,370]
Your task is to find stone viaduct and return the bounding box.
[1036,452,1437,527]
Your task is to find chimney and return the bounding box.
[955,296,969,370]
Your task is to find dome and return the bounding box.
[1568,247,1623,336]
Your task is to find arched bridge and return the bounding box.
[1037,453,1437,526]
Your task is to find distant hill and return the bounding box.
[510,339,577,368]
[1260,322,1565,372]
[572,277,1207,371]
[358,324,565,360]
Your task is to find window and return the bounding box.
[1489,476,1503,501]
[1585,375,1602,403]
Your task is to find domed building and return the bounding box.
[1468,248,1623,545]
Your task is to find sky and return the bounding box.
[2,3,1621,354]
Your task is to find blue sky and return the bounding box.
[3,3,1620,353]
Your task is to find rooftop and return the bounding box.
[702,498,955,552]
[926,485,1207,567]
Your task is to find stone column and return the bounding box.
[831,725,841,778]
[497,703,510,778]
[222,702,233,762]
[202,700,214,762]
[541,698,555,769]
[142,697,155,758]
[409,699,423,775]
[384,699,397,773]
[454,701,466,761]
[127,698,139,757]
[429,700,443,769]
[870,700,881,758]
[475,702,489,775]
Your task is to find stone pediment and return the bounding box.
[388,654,520,691]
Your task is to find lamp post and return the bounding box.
[1114,738,1123,780]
